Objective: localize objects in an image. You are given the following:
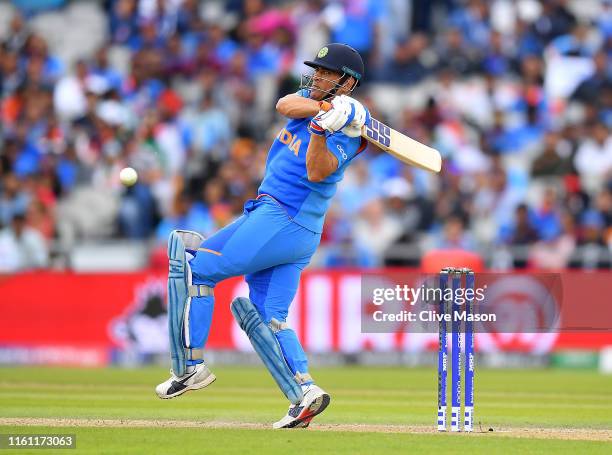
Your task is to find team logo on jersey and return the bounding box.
[278,128,302,156]
[317,47,329,58]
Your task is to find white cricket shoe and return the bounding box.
[272,384,331,429]
[155,363,216,399]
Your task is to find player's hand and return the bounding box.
[335,95,369,137]
[315,98,354,133]
[343,96,369,128]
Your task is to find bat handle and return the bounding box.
[319,101,332,112]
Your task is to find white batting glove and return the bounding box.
[335,95,369,138]
[316,98,353,133]
[343,95,369,128]
[341,124,362,138]
[316,108,347,133]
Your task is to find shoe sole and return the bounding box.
[295,416,313,428]
[281,393,331,429]
[157,373,217,400]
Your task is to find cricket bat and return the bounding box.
[319,101,442,173]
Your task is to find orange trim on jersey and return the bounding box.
[356,137,368,155]
[197,248,222,256]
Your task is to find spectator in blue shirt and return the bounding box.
[155,191,213,244]
[328,0,384,69]
[0,173,30,227]
[109,0,139,45]
[530,188,563,241]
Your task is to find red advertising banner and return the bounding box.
[1,270,611,366]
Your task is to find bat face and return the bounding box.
[361,117,442,173]
[364,118,391,148]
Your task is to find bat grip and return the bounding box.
[319,101,332,112]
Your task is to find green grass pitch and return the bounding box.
[0,366,611,454]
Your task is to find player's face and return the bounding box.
[310,67,344,100]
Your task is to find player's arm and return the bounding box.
[305,96,369,181]
[276,94,320,119]
[305,133,338,182]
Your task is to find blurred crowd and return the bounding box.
[0,0,611,272]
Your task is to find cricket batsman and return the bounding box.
[155,43,368,429]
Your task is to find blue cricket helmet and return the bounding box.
[303,43,365,85]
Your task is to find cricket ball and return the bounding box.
[119,167,138,186]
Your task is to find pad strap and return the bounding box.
[174,230,205,249]
[186,348,204,361]
[269,318,290,332]
[188,285,213,297]
[295,372,313,384]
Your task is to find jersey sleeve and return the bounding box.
[295,88,311,98]
[325,133,366,169]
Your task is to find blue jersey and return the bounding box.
[258,104,366,233]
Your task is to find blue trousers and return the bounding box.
[186,196,321,377]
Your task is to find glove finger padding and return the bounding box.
[351,101,369,129]
[318,106,349,132]
[337,95,369,129]
[330,96,356,129]
[341,124,362,138]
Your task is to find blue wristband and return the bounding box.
[308,121,326,136]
